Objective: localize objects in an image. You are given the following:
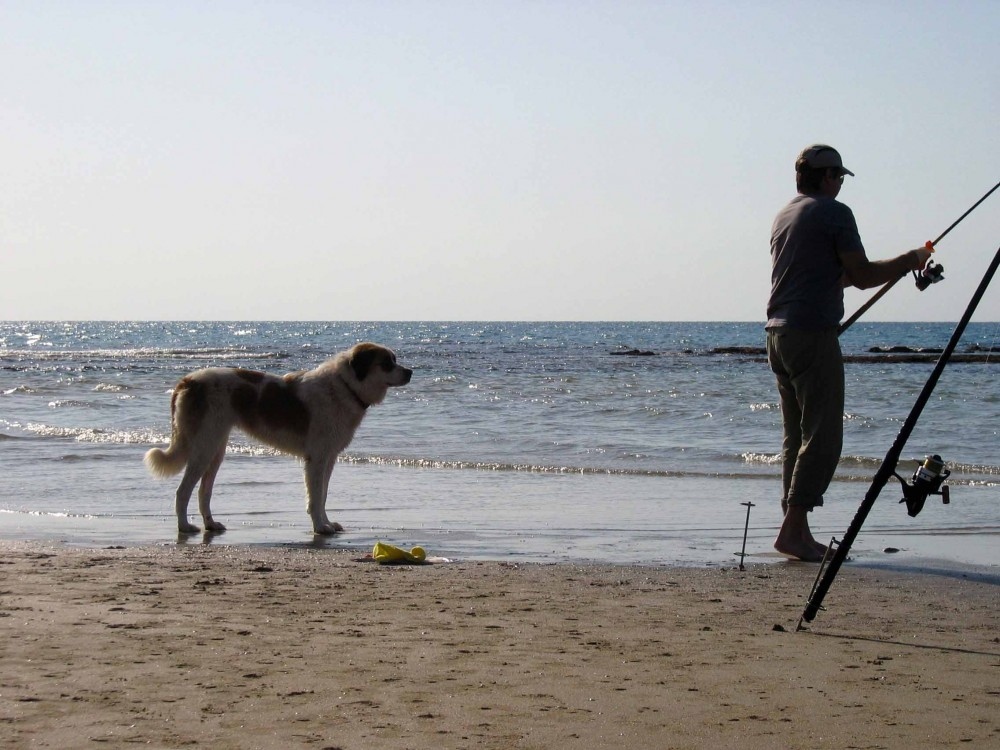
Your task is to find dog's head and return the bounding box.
[347,342,412,405]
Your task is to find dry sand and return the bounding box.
[1,541,997,749]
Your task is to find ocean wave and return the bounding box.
[50,452,127,463]
[47,399,96,409]
[336,453,776,479]
[740,452,782,465]
[838,453,998,477]
[838,453,886,470]
[14,422,999,485]
[2,385,35,395]
[329,455,996,486]
[0,347,291,362]
[0,508,99,520]
[20,423,168,445]
[12,425,289,454]
[616,346,1000,363]
[93,383,130,392]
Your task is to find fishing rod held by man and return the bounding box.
[839,179,1000,335]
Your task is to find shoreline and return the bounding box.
[3,513,999,582]
[3,505,999,578]
[2,540,998,749]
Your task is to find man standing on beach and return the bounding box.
[765,144,932,561]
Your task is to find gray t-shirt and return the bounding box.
[766,194,866,330]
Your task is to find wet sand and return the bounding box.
[1,541,997,749]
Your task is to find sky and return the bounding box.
[2,1,998,322]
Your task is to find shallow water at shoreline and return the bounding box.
[3,457,996,577]
[2,321,998,574]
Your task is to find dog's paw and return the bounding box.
[313,521,344,536]
[204,520,227,533]
[178,521,201,534]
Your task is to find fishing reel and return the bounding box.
[914,259,945,290]
[895,454,950,518]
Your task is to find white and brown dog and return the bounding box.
[145,342,412,535]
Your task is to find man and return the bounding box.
[766,144,932,561]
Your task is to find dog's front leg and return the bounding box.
[304,454,343,535]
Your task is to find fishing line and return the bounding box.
[961,315,1000,400]
[982,319,1000,365]
[941,292,1000,421]
[799,240,1000,629]
[839,179,1000,336]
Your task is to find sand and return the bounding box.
[1,541,997,749]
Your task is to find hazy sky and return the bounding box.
[2,1,998,321]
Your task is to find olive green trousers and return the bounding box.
[766,327,844,512]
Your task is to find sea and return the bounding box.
[1,320,998,574]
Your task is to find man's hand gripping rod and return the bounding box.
[838,180,1000,336]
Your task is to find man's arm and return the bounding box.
[840,246,933,290]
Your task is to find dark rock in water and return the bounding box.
[869,346,944,354]
[710,346,767,356]
[847,353,999,363]
[883,547,901,554]
[610,348,656,356]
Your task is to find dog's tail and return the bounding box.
[144,377,195,477]
[144,445,187,477]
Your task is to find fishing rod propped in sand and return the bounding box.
[839,179,1000,336]
[800,239,1000,629]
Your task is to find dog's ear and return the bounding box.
[349,344,381,381]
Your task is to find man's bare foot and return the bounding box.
[774,506,827,561]
[773,539,826,562]
[773,531,829,561]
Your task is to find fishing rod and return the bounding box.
[839,179,1000,336]
[800,240,1000,628]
